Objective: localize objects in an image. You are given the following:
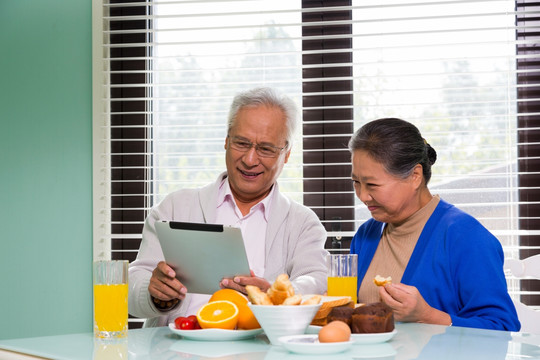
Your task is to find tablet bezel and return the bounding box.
[155,221,251,294]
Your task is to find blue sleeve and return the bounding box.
[442,217,520,331]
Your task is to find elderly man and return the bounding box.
[128,87,329,327]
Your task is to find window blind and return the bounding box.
[93,0,540,326]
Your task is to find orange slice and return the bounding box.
[209,289,260,330]
[196,300,239,330]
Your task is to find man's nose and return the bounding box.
[242,146,260,165]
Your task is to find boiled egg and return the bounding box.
[318,320,351,343]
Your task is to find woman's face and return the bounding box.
[351,149,422,225]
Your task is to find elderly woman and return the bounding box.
[349,118,520,331]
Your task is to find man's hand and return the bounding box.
[219,270,271,295]
[149,261,187,302]
[379,283,451,325]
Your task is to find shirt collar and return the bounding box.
[217,177,275,221]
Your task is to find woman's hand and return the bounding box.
[148,261,187,302]
[379,283,451,325]
[220,270,271,295]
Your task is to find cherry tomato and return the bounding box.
[174,315,201,330]
[187,315,202,329]
[180,318,195,330]
[174,316,187,329]
[174,316,194,330]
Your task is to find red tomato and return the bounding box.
[180,318,195,330]
[174,316,194,330]
[174,316,187,329]
[187,315,202,329]
[174,315,201,330]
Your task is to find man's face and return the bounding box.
[225,105,291,205]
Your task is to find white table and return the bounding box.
[0,322,539,359]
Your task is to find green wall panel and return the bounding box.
[0,0,93,339]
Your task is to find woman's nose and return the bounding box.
[356,185,371,203]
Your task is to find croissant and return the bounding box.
[246,285,273,305]
[267,274,295,305]
[246,273,323,307]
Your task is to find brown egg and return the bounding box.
[318,320,351,343]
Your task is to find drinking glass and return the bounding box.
[93,260,129,338]
[326,254,358,304]
[93,338,127,360]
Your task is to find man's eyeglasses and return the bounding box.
[228,136,287,158]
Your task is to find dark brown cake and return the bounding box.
[351,302,394,333]
[327,305,355,326]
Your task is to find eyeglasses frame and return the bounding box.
[227,135,288,158]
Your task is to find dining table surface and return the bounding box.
[0,322,539,360]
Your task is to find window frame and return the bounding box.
[516,0,540,307]
[95,0,540,326]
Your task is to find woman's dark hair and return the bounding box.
[348,118,437,185]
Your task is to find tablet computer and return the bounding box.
[155,221,251,294]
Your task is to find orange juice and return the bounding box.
[327,276,357,304]
[93,284,128,336]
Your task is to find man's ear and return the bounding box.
[283,149,291,164]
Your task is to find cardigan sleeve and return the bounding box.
[128,188,202,320]
[443,217,520,331]
[280,202,329,295]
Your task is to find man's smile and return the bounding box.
[239,169,263,179]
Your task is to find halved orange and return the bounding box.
[196,300,239,330]
[209,289,261,330]
[209,288,247,304]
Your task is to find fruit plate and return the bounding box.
[306,326,397,344]
[168,323,264,341]
[278,334,353,355]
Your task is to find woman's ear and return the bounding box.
[411,164,424,188]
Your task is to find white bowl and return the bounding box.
[247,303,322,345]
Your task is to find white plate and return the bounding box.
[306,326,396,344]
[168,323,264,341]
[278,334,353,355]
[351,329,397,344]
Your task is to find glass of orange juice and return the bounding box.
[93,260,129,339]
[326,254,358,304]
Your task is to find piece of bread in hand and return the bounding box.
[373,275,392,286]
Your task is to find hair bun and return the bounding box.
[426,143,437,166]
